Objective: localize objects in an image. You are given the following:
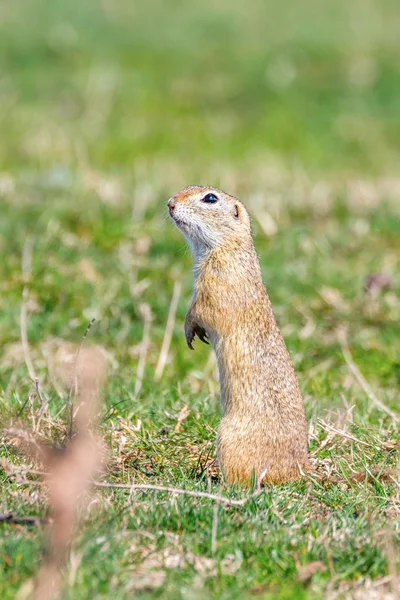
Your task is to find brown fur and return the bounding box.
[168,185,310,484]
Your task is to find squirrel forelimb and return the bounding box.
[185,310,209,350]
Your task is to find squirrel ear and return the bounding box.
[233,204,239,219]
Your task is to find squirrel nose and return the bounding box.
[168,198,176,212]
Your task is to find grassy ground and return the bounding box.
[1,0,400,598]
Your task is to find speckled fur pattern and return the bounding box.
[168,185,310,485]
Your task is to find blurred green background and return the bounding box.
[1,0,400,172]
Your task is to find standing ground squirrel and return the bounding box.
[168,185,310,485]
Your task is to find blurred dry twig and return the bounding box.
[6,341,108,600]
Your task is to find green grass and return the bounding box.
[0,0,399,598]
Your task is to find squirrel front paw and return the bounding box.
[185,320,209,350]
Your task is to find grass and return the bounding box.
[0,0,400,598]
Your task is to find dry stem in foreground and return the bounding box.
[11,344,108,600]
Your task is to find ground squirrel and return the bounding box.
[168,185,310,484]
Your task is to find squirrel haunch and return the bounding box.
[168,185,310,484]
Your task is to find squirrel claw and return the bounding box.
[185,323,208,350]
[185,329,195,350]
[198,332,209,345]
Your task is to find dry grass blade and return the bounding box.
[20,240,45,412]
[155,280,182,381]
[93,464,269,507]
[211,501,219,555]
[134,303,152,397]
[338,328,400,423]
[8,469,264,508]
[92,481,261,507]
[20,239,36,383]
[174,406,190,432]
[317,419,372,447]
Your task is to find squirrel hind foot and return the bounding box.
[222,463,310,487]
[218,433,311,486]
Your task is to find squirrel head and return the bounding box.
[168,185,252,258]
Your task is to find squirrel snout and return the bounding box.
[168,198,176,214]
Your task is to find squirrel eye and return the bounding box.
[202,193,218,203]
